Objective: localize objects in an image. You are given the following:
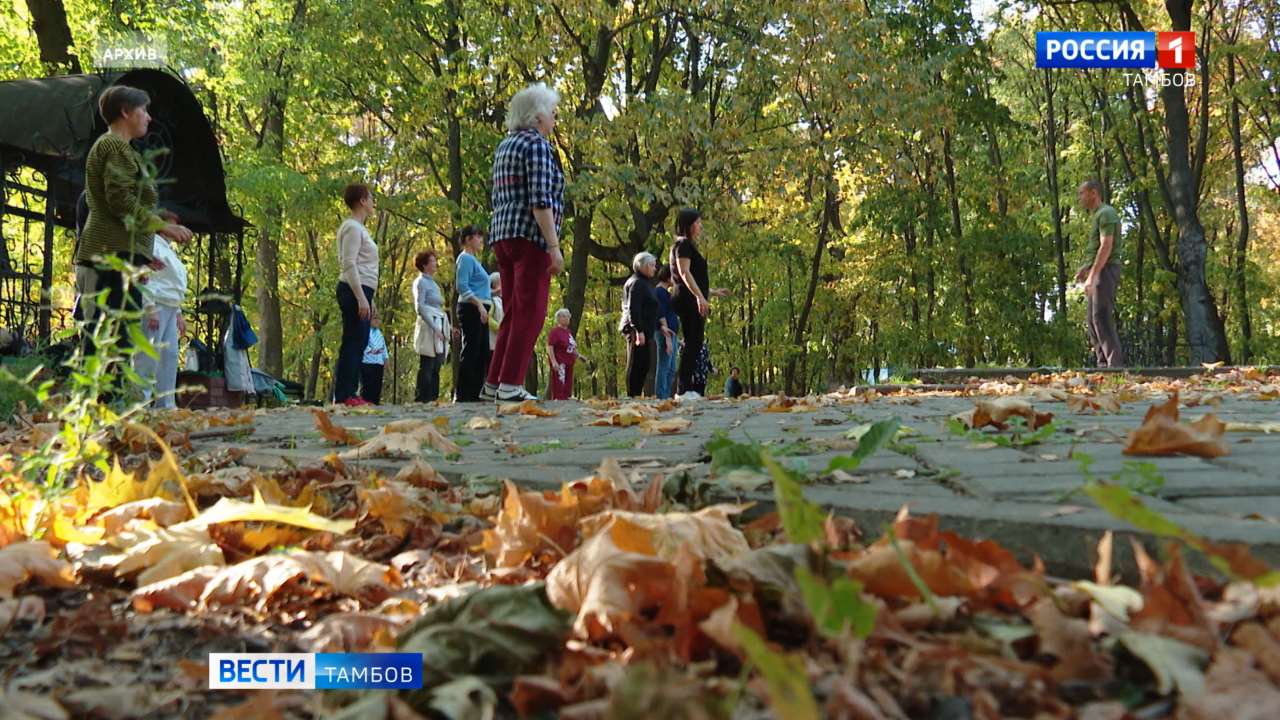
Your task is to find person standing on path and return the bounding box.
[412,250,449,403]
[669,208,729,397]
[546,308,582,401]
[485,83,566,403]
[333,183,379,405]
[653,265,681,399]
[134,227,189,408]
[621,252,659,398]
[77,85,192,366]
[360,314,387,404]
[1075,180,1125,368]
[454,226,493,402]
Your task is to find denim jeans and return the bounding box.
[655,332,680,399]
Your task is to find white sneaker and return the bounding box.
[497,386,539,402]
[675,391,703,402]
[480,383,498,402]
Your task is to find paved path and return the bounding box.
[191,386,1280,579]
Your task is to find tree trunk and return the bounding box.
[1227,50,1252,364]
[783,175,839,395]
[1042,69,1069,325]
[941,128,976,366]
[1161,0,1229,364]
[24,0,80,73]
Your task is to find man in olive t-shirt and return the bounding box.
[1074,180,1125,367]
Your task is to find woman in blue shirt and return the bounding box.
[455,226,492,402]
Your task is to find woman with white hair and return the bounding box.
[546,308,582,401]
[484,82,565,402]
[620,252,659,398]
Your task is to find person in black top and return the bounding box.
[669,208,729,396]
[725,367,745,398]
[620,251,659,398]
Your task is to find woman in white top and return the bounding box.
[334,183,379,405]
[412,249,449,402]
[134,229,188,408]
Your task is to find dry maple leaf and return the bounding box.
[1067,394,1122,414]
[953,397,1054,430]
[94,498,189,535]
[590,404,657,428]
[311,409,362,445]
[546,506,749,638]
[358,479,431,537]
[130,565,221,612]
[1026,596,1114,682]
[297,611,408,652]
[1177,648,1280,720]
[0,542,75,598]
[340,420,460,459]
[466,416,501,430]
[481,477,616,568]
[393,458,448,490]
[183,550,402,611]
[110,523,226,586]
[1124,394,1229,458]
[640,417,693,434]
[498,400,559,417]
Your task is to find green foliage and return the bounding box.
[827,418,900,472]
[795,566,877,640]
[764,454,825,546]
[0,366,40,423]
[707,431,764,472]
[732,624,822,720]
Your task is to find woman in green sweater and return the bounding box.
[76,85,191,359]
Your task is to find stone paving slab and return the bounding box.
[190,391,1280,580]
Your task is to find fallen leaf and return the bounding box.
[1027,596,1114,681]
[297,612,407,652]
[641,417,693,434]
[497,400,558,417]
[340,420,460,459]
[952,397,1054,430]
[311,408,362,445]
[1120,631,1208,696]
[397,584,569,693]
[1067,394,1122,414]
[1178,648,1280,720]
[465,416,501,430]
[190,487,356,534]
[95,498,189,535]
[1225,421,1280,434]
[1124,394,1228,458]
[394,458,448,490]
[111,523,225,585]
[546,506,749,638]
[0,542,76,598]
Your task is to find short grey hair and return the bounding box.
[489,271,501,289]
[632,252,656,274]
[1081,179,1103,195]
[555,308,571,322]
[505,83,560,132]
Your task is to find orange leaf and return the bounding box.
[311,409,361,445]
[0,541,76,598]
[1124,394,1229,458]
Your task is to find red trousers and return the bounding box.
[487,237,551,387]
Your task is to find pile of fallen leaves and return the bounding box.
[1,384,1279,719]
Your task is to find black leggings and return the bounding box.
[674,297,706,395]
[416,354,443,402]
[334,283,374,402]
[626,332,653,397]
[455,303,491,401]
[360,363,384,404]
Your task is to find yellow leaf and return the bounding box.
[312,409,362,445]
[85,459,163,516]
[641,417,692,434]
[51,515,106,546]
[239,525,311,552]
[111,523,225,585]
[466,416,501,430]
[189,488,355,534]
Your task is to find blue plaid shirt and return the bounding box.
[489,128,564,251]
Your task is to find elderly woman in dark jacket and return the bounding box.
[620,252,659,398]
